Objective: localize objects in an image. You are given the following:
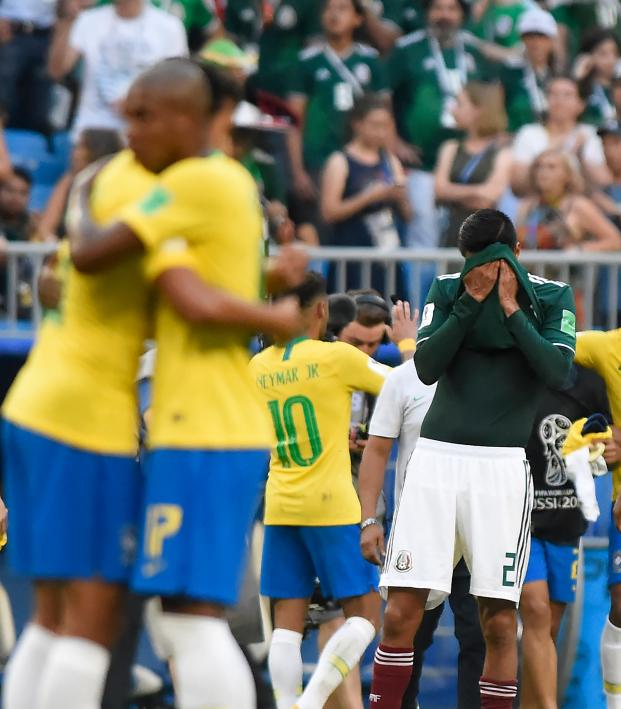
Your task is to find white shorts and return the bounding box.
[381,438,533,608]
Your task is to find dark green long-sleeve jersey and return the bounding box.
[414,272,577,447]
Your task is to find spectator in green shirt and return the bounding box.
[469,0,527,49]
[501,7,558,132]
[226,0,320,98]
[575,29,620,126]
[386,0,497,247]
[287,0,387,218]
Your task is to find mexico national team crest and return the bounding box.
[395,550,412,573]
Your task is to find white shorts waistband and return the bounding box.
[417,437,525,460]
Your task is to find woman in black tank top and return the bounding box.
[321,94,411,295]
[434,82,512,247]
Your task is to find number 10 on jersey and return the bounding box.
[268,396,323,468]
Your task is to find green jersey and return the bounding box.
[581,82,616,126]
[290,43,387,172]
[238,0,320,97]
[96,0,218,31]
[469,1,528,48]
[501,59,550,132]
[387,30,496,171]
[552,3,621,61]
[380,0,424,34]
[414,271,576,447]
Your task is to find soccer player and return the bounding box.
[520,364,613,708]
[574,328,621,709]
[67,59,303,709]
[250,272,387,709]
[364,208,576,709]
[359,359,486,709]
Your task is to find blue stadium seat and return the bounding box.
[29,184,54,212]
[5,130,49,174]
[51,131,72,159]
[33,155,68,186]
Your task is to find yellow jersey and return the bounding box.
[249,338,387,526]
[3,150,155,455]
[120,153,272,450]
[575,329,621,498]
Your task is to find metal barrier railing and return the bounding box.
[2,244,621,338]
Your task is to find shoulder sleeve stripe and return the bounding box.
[553,342,576,354]
[437,272,461,280]
[416,336,431,345]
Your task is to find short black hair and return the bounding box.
[79,128,124,164]
[198,62,244,115]
[10,166,32,187]
[348,290,391,327]
[457,209,517,255]
[321,0,365,15]
[278,271,327,309]
[423,0,469,18]
[327,293,356,338]
[580,27,621,55]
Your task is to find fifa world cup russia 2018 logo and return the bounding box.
[539,414,572,486]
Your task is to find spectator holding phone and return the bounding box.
[321,94,411,294]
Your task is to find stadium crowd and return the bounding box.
[4,0,621,256]
[2,2,621,709]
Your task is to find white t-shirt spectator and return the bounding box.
[70,4,188,135]
[368,360,436,501]
[512,123,606,167]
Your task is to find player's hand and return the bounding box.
[65,156,113,245]
[614,492,621,532]
[604,434,621,466]
[389,300,419,344]
[498,260,519,316]
[38,265,63,310]
[0,19,12,43]
[463,261,499,303]
[267,296,302,340]
[361,523,385,566]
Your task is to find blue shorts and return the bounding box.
[609,503,621,587]
[132,448,269,605]
[261,524,379,600]
[523,536,579,603]
[2,420,141,582]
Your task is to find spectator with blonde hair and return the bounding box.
[516,148,621,251]
[434,81,512,247]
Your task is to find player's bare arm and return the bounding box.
[156,268,302,339]
[358,435,393,565]
[615,492,621,533]
[265,243,309,294]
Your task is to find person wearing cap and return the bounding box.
[385,0,498,249]
[500,7,558,132]
[574,29,621,127]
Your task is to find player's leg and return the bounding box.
[36,451,141,709]
[318,616,364,709]
[2,582,62,709]
[372,440,459,708]
[463,450,532,708]
[401,602,444,709]
[602,507,621,708]
[269,597,310,709]
[449,559,485,709]
[294,524,379,709]
[133,448,270,709]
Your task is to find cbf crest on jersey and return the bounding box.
[394,550,412,572]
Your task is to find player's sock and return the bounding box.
[479,676,518,708]
[602,618,621,707]
[2,623,56,709]
[296,616,375,709]
[159,612,255,709]
[368,643,414,707]
[36,636,110,709]
[268,628,303,709]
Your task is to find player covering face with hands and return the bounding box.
[362,208,576,709]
